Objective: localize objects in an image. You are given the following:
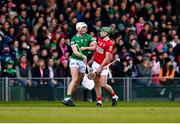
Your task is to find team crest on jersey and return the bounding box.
[99,42,105,47]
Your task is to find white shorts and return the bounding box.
[92,61,109,76]
[69,58,86,73]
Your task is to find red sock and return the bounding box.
[111,92,116,97]
[97,96,102,101]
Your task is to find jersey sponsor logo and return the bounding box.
[96,46,104,54]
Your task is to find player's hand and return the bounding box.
[83,56,87,64]
[97,66,103,75]
[88,59,93,66]
[80,47,86,51]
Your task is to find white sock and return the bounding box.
[112,95,118,99]
[97,101,102,104]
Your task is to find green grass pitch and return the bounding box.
[0,100,180,123]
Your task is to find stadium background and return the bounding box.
[0,0,180,123]
[0,0,180,100]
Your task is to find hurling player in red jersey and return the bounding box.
[89,27,118,107]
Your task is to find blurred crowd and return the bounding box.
[0,0,180,88]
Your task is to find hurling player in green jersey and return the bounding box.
[62,22,96,106]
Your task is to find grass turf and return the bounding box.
[0,101,180,123]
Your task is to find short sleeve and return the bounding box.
[88,34,96,44]
[106,42,113,53]
[70,37,76,46]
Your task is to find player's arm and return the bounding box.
[81,37,97,51]
[99,51,111,69]
[71,45,86,59]
[71,38,86,58]
[88,55,94,66]
[97,43,112,73]
[96,51,111,74]
[81,41,96,51]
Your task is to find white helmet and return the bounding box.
[76,22,87,31]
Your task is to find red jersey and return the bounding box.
[94,37,113,65]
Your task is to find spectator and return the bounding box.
[124,57,134,77]
[31,59,46,86]
[151,53,161,86]
[138,23,151,48]
[135,17,145,35]
[33,16,45,37]
[159,57,175,99]
[2,60,16,85]
[31,54,39,68]
[58,56,70,77]
[135,56,152,86]
[57,36,70,58]
[45,58,59,88]
[169,35,179,48]
[1,44,13,69]
[11,40,20,61]
[111,55,125,77]
[149,34,159,52]
[16,55,32,87]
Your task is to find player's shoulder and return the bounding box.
[83,33,92,38]
[106,39,113,45]
[71,34,78,40]
[97,37,103,42]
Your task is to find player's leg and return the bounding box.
[63,67,79,106]
[100,71,119,106]
[67,67,82,96]
[63,59,79,106]
[94,76,102,107]
[63,59,86,106]
[92,61,103,107]
[70,72,84,94]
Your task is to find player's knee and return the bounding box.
[100,83,107,88]
[74,82,79,87]
[71,78,79,84]
[94,82,100,88]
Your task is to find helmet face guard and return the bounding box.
[76,22,88,34]
[99,27,111,38]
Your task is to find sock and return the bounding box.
[66,95,72,98]
[97,96,102,104]
[64,95,72,102]
[111,92,116,97]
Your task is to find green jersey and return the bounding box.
[70,34,94,60]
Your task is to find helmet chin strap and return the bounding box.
[77,30,85,36]
[80,28,87,35]
[101,34,108,39]
[82,31,86,34]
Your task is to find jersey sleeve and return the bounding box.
[88,34,96,45]
[70,37,76,46]
[105,41,113,53]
